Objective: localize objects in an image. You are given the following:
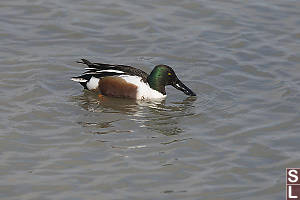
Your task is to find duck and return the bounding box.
[71,59,196,100]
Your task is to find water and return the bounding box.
[0,0,300,199]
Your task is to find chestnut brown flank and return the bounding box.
[99,77,138,99]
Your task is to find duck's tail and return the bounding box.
[71,59,100,90]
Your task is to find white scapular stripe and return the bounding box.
[96,69,125,73]
[84,68,97,70]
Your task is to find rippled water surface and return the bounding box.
[1,0,300,199]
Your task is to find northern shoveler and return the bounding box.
[71,59,196,100]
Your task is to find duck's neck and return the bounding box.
[147,73,166,95]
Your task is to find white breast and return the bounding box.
[119,75,166,100]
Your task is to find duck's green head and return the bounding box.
[147,65,196,96]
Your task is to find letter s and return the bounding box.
[288,170,298,183]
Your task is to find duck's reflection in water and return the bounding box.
[72,91,196,136]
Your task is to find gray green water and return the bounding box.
[0,0,300,199]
